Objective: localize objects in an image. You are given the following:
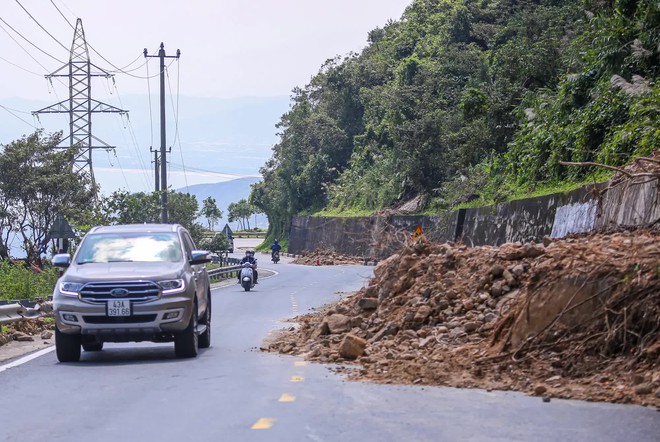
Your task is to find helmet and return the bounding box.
[245,250,251,256]
[274,239,279,244]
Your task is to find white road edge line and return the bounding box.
[0,346,55,374]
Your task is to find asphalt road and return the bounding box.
[0,253,658,442]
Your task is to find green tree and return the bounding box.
[227,199,255,230]
[199,233,229,255]
[98,190,204,244]
[0,131,95,260]
[199,196,223,230]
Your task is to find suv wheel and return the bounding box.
[175,305,199,358]
[55,328,81,362]
[199,293,211,349]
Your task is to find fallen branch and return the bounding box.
[559,161,633,177]
[560,159,660,179]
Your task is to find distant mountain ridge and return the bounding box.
[177,177,267,230]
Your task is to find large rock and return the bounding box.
[370,323,399,342]
[339,334,367,360]
[413,305,432,324]
[13,332,34,342]
[325,314,352,334]
[358,297,379,310]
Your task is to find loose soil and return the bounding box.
[292,250,366,266]
[265,230,660,407]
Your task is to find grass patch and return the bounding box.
[312,207,374,217]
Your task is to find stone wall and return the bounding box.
[288,178,659,258]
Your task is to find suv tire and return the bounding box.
[199,293,211,349]
[55,328,81,362]
[174,306,199,358]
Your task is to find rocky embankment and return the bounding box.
[266,230,660,407]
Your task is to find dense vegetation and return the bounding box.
[0,261,58,301]
[252,0,659,240]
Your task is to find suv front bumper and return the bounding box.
[55,294,193,342]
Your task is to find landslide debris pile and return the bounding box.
[292,249,365,266]
[266,231,660,406]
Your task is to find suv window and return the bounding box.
[181,231,196,260]
[76,232,183,263]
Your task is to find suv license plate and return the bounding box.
[107,300,131,317]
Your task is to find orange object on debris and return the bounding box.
[412,225,423,239]
[316,258,320,266]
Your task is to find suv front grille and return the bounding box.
[80,281,161,302]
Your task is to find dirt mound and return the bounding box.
[292,249,365,266]
[265,231,660,406]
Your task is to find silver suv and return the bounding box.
[52,224,211,362]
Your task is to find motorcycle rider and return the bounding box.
[270,239,282,260]
[238,250,258,284]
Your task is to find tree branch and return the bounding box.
[559,161,633,177]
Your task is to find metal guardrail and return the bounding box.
[207,265,242,281]
[232,232,266,238]
[207,258,243,281]
[0,301,44,325]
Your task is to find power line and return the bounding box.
[48,0,158,78]
[0,16,66,64]
[146,59,154,148]
[14,0,70,52]
[0,55,43,76]
[49,0,75,30]
[0,104,38,129]
[105,148,131,192]
[0,17,70,127]
[110,77,153,189]
[166,60,189,192]
[168,162,254,178]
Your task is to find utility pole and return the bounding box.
[150,147,159,192]
[33,19,127,191]
[144,43,180,223]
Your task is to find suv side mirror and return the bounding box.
[190,250,211,265]
[53,253,72,268]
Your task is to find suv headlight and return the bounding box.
[159,279,185,294]
[59,281,83,296]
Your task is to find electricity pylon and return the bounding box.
[33,18,127,189]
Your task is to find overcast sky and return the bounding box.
[0,0,412,195]
[0,0,411,101]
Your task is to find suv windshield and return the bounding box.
[75,232,183,264]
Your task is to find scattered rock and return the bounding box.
[534,385,548,396]
[12,332,34,342]
[339,334,367,360]
[358,298,379,310]
[635,384,653,396]
[325,314,352,334]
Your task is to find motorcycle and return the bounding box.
[240,262,256,291]
[271,250,280,264]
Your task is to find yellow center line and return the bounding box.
[278,393,296,402]
[294,361,307,367]
[290,375,305,382]
[251,418,275,430]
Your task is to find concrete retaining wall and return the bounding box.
[288,178,659,258]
